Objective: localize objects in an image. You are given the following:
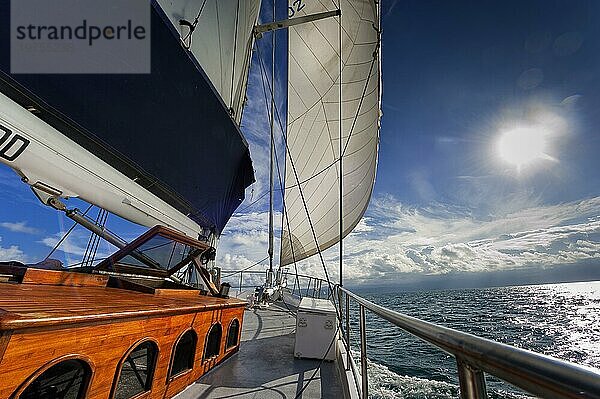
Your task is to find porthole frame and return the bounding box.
[225,318,240,350]
[109,337,159,399]
[167,328,198,381]
[11,354,94,399]
[202,322,222,362]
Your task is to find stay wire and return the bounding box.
[81,207,101,267]
[258,49,350,395]
[258,24,358,399]
[44,204,93,261]
[89,210,109,267]
[180,0,208,48]
[236,189,270,213]
[222,256,269,278]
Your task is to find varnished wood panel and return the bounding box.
[153,288,201,299]
[0,331,11,361]
[164,307,244,398]
[0,304,245,399]
[0,282,245,330]
[22,268,109,287]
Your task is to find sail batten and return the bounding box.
[281,0,381,266]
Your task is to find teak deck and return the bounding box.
[0,266,246,399]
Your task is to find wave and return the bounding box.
[355,354,533,399]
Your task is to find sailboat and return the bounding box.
[0,0,259,397]
[1,1,599,399]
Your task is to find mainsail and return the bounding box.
[157,0,261,124]
[281,0,381,265]
[0,1,256,238]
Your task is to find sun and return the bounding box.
[496,126,554,169]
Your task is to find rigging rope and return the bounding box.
[89,210,109,266]
[179,0,209,49]
[81,208,109,268]
[222,256,269,278]
[229,0,241,115]
[256,43,337,309]
[44,204,93,261]
[255,47,302,297]
[236,189,270,213]
[66,256,108,269]
[257,9,371,384]
[81,208,101,267]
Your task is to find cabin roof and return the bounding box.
[0,282,245,331]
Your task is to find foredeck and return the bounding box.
[176,303,344,398]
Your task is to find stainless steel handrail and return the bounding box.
[338,286,600,399]
[221,269,332,299]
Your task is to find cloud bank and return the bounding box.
[217,195,600,286]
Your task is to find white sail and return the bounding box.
[281,0,381,265]
[157,0,261,124]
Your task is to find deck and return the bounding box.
[175,303,344,398]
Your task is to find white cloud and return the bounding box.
[331,195,600,282]
[0,236,26,262]
[0,221,41,235]
[218,211,283,273]
[216,195,600,285]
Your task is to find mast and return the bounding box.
[338,0,343,288]
[268,0,275,287]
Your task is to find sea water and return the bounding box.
[347,281,600,398]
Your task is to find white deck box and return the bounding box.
[294,297,337,361]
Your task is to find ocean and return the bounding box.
[347,281,600,398]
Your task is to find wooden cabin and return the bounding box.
[0,226,246,399]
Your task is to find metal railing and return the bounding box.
[337,285,600,399]
[220,269,332,300]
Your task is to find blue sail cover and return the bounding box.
[0,3,255,235]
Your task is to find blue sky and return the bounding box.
[1,0,599,288]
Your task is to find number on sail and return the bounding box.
[0,124,29,162]
[288,0,306,18]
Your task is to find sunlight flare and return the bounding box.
[497,126,551,167]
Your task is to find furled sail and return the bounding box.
[156,0,261,124]
[0,2,255,238]
[280,0,381,265]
